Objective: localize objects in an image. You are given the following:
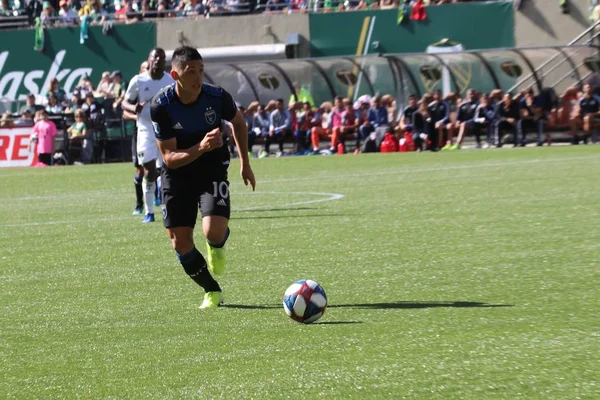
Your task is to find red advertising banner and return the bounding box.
[0,127,37,168]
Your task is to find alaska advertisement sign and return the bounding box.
[0,22,156,102]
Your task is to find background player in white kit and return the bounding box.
[123,48,174,223]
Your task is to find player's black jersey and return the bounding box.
[150,83,238,184]
[495,101,520,121]
[457,101,479,122]
[579,95,600,116]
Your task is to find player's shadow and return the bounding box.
[221,304,280,309]
[236,207,316,213]
[329,301,512,309]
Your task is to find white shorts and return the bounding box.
[136,128,159,165]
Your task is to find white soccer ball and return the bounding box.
[282,279,327,324]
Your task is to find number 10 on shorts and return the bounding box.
[212,181,229,199]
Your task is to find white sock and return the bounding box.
[143,179,155,214]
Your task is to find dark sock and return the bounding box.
[177,247,221,292]
[207,228,230,249]
[134,174,143,208]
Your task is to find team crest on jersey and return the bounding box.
[205,107,216,125]
[152,122,160,134]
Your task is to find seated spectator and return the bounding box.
[451,89,479,149]
[46,94,64,114]
[428,90,450,151]
[182,0,205,16]
[15,110,35,127]
[96,71,112,98]
[519,88,547,146]
[294,102,313,154]
[47,78,67,105]
[81,92,102,128]
[109,71,125,115]
[494,92,520,147]
[411,100,431,152]
[58,0,79,24]
[64,90,84,113]
[30,110,58,166]
[331,99,359,154]
[574,83,600,144]
[79,0,106,25]
[40,1,55,27]
[115,0,139,23]
[0,112,14,128]
[265,98,290,157]
[76,75,95,98]
[252,103,270,156]
[20,94,45,115]
[473,93,496,148]
[397,94,418,135]
[67,109,88,163]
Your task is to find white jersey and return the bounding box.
[124,71,174,136]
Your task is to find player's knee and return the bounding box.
[169,231,194,255]
[205,228,228,247]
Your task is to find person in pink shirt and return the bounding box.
[30,110,58,166]
[328,96,345,152]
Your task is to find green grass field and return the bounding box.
[1,147,599,399]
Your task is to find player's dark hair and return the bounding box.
[172,46,203,69]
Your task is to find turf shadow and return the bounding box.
[313,321,362,325]
[329,301,512,309]
[232,213,358,220]
[236,207,316,213]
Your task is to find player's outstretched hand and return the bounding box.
[200,128,223,152]
[241,163,256,191]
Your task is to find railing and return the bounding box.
[507,19,600,94]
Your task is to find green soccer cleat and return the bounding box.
[450,144,460,150]
[206,242,226,275]
[199,291,224,309]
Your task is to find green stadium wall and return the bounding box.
[308,2,515,58]
[0,23,156,103]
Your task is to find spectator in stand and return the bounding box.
[428,90,450,151]
[64,90,84,113]
[46,93,64,114]
[265,98,290,157]
[451,89,479,149]
[58,0,78,24]
[76,75,95,98]
[0,112,13,128]
[81,92,102,125]
[15,110,35,127]
[473,93,496,148]
[0,0,10,15]
[331,99,359,154]
[574,83,600,144]
[79,0,106,25]
[40,1,55,27]
[30,110,58,166]
[47,78,67,105]
[109,71,125,114]
[494,92,520,147]
[67,108,88,163]
[20,94,44,115]
[96,71,112,98]
[519,88,547,146]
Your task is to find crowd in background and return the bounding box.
[0,0,500,27]
[3,63,600,166]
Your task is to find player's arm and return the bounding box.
[151,100,220,170]
[222,89,256,190]
[122,76,144,115]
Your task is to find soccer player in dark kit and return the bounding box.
[150,46,256,309]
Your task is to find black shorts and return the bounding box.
[131,129,140,167]
[162,179,231,228]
